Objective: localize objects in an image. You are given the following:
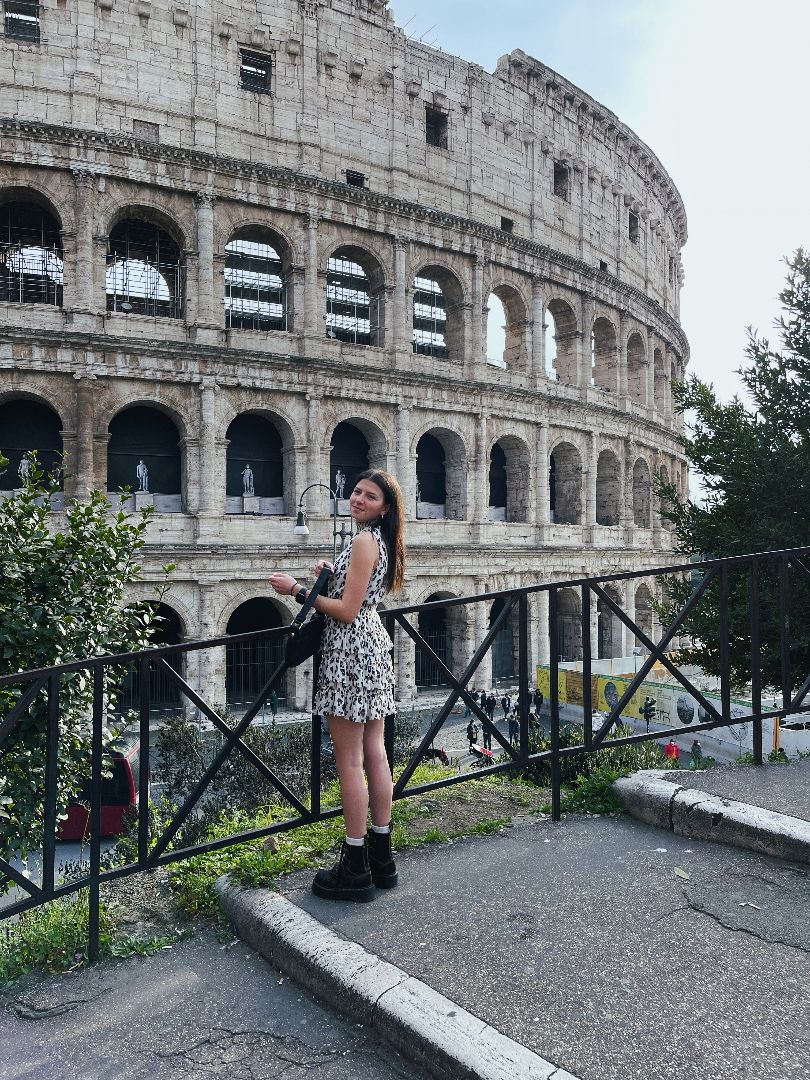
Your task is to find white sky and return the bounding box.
[393,0,810,404]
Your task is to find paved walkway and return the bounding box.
[661,757,810,822]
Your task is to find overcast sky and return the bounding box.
[393,0,810,405]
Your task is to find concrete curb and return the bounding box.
[215,878,580,1080]
[613,771,810,865]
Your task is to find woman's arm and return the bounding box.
[269,531,379,623]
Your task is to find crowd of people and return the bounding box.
[463,686,545,750]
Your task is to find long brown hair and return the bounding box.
[355,468,406,593]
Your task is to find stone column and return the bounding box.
[589,591,600,661]
[305,393,326,516]
[71,169,95,314]
[579,297,594,392]
[395,612,416,702]
[535,421,549,541]
[585,433,597,528]
[473,411,489,522]
[197,378,219,516]
[302,214,322,341]
[535,590,550,666]
[474,580,492,690]
[392,236,409,363]
[531,276,546,386]
[623,580,637,658]
[194,192,218,332]
[646,329,657,413]
[622,436,635,532]
[195,584,226,714]
[396,405,413,516]
[618,310,629,402]
[74,373,96,501]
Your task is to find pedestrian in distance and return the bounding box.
[690,738,703,769]
[466,717,479,749]
[533,687,544,712]
[508,713,519,746]
[501,693,510,717]
[464,688,476,718]
[485,691,496,722]
[664,738,681,767]
[269,469,406,903]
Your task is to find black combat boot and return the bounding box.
[311,841,375,902]
[367,825,398,889]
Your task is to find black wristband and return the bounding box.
[293,586,308,605]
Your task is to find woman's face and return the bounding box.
[349,478,389,523]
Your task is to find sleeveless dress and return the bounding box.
[313,524,396,724]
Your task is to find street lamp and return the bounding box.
[294,482,353,563]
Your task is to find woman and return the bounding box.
[269,469,406,902]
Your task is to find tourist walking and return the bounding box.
[269,469,406,902]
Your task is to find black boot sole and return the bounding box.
[311,878,376,902]
[371,869,398,889]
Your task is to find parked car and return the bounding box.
[58,735,145,841]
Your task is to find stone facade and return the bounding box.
[0,0,689,710]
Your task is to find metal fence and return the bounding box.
[2,547,809,961]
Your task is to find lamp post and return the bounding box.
[294,482,353,563]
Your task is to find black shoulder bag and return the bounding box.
[283,565,333,667]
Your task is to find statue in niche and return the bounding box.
[415,477,421,503]
[18,452,33,485]
[136,459,149,492]
[334,469,346,499]
[242,463,255,497]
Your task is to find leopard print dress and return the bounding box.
[313,524,395,724]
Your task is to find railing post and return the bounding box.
[138,656,151,864]
[779,556,792,720]
[549,587,561,822]
[89,664,104,963]
[41,673,60,895]
[718,563,731,723]
[310,652,322,818]
[750,559,763,765]
[581,583,592,752]
[518,593,530,764]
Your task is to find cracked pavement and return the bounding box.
[280,814,810,1080]
[0,930,425,1080]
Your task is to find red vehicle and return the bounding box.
[58,735,144,841]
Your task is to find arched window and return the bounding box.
[412,274,448,358]
[226,599,286,709]
[545,300,578,383]
[416,433,446,517]
[596,450,621,526]
[486,293,507,368]
[591,317,617,393]
[119,603,184,716]
[416,594,451,688]
[326,248,382,346]
[597,588,624,660]
[633,458,652,527]
[486,286,528,372]
[634,584,654,646]
[653,348,667,413]
[226,414,285,514]
[488,443,507,519]
[0,399,63,492]
[557,589,581,661]
[626,333,647,405]
[107,406,182,511]
[0,202,63,306]
[549,443,582,524]
[490,436,530,523]
[330,422,370,500]
[106,218,184,319]
[490,596,517,680]
[225,231,287,332]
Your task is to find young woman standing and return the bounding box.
[269,469,406,902]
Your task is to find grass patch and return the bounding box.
[0,890,113,985]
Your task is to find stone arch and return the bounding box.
[557,588,582,661]
[0,396,64,490]
[489,434,531,523]
[634,583,655,647]
[626,332,647,405]
[325,244,386,346]
[102,199,190,249]
[106,212,186,319]
[632,456,652,528]
[545,297,578,384]
[597,584,624,660]
[596,449,621,526]
[0,182,68,231]
[0,196,64,307]
[415,427,468,520]
[490,595,518,680]
[653,347,667,412]
[485,282,529,371]
[412,262,464,361]
[225,412,287,515]
[119,600,186,715]
[216,213,299,266]
[415,591,467,689]
[549,440,582,524]
[224,223,294,333]
[225,596,289,707]
[591,316,618,393]
[107,403,184,509]
[328,417,388,499]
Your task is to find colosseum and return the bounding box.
[0,0,688,714]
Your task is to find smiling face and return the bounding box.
[348,477,389,524]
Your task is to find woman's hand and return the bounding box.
[269,572,298,596]
[312,560,334,576]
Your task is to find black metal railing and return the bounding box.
[2,548,809,961]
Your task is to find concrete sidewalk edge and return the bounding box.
[613,771,810,865]
[215,878,580,1080]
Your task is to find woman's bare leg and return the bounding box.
[363,716,393,826]
[328,715,368,837]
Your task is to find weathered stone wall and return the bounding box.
[0,0,689,709]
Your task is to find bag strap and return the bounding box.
[290,565,333,628]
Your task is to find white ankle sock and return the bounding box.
[345,835,365,846]
[369,824,390,834]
